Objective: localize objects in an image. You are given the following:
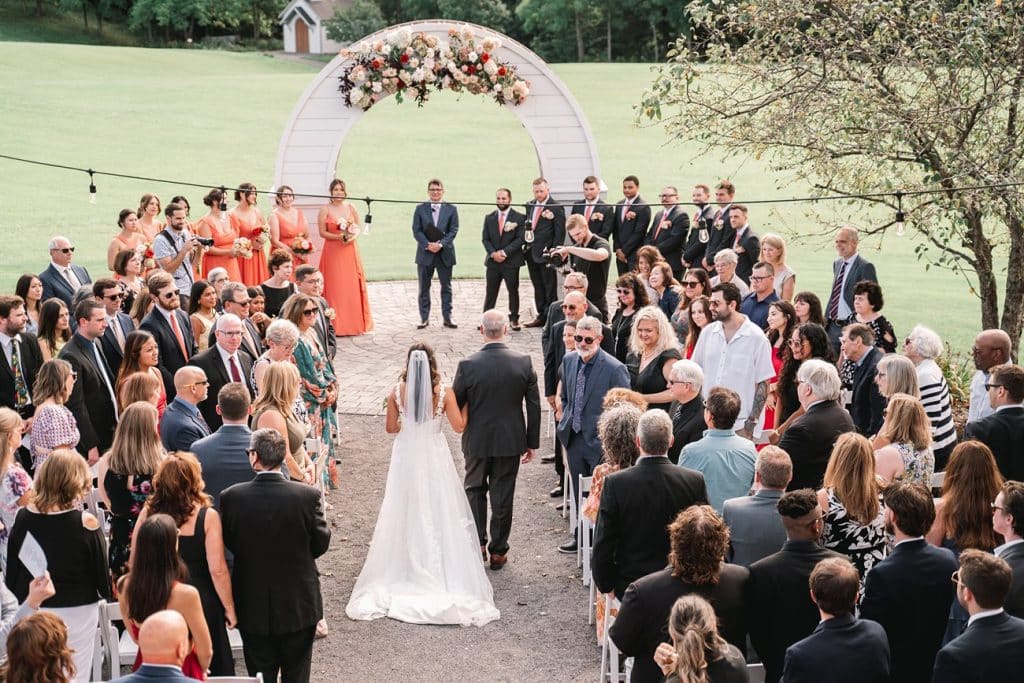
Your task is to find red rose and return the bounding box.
[397,79,406,89]
[371,58,382,69]
[481,53,490,62]
[145,248,154,258]
[467,65,476,75]
[497,66,507,76]
[400,54,409,64]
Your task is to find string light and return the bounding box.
[362,198,373,235]
[894,191,906,237]
[87,169,97,204]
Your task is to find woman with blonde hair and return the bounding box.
[626,306,681,412]
[817,433,887,579]
[1,611,77,683]
[874,353,920,400]
[655,595,748,683]
[759,233,796,301]
[0,408,31,570]
[119,371,163,414]
[873,393,934,485]
[28,359,80,472]
[251,361,311,482]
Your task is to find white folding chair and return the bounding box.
[599,594,630,682]
[747,663,766,683]
[208,675,264,682]
[84,488,111,556]
[931,470,946,490]
[228,627,244,659]
[561,449,570,520]
[98,599,138,678]
[578,475,593,570]
[90,621,104,682]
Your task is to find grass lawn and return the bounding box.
[0,43,1004,353]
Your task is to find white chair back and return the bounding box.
[98,599,139,678]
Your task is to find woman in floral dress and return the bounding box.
[0,408,32,571]
[282,294,337,453]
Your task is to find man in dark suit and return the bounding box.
[211,282,264,361]
[59,298,119,463]
[159,366,210,452]
[610,505,745,683]
[593,409,709,598]
[666,359,706,463]
[782,557,890,683]
[570,174,614,239]
[644,186,690,281]
[778,359,856,490]
[295,267,334,361]
[540,272,599,356]
[111,610,197,683]
[725,205,759,283]
[481,188,527,330]
[747,489,845,683]
[860,482,958,683]
[964,365,1024,481]
[543,292,614,405]
[412,178,459,329]
[93,278,135,377]
[825,226,879,350]
[221,428,330,683]
[722,445,791,567]
[191,382,253,510]
[522,177,565,328]
[611,175,651,276]
[701,180,737,274]
[38,235,92,309]
[188,313,254,432]
[0,296,43,420]
[680,184,713,271]
[992,481,1024,618]
[453,311,540,570]
[842,323,886,436]
[140,271,197,400]
[933,549,1024,682]
[557,316,630,552]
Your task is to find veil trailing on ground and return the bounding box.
[406,349,434,424]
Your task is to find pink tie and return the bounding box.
[169,312,189,361]
[532,205,542,229]
[621,200,631,222]
[584,204,593,222]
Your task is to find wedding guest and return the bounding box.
[841,280,896,352]
[634,245,663,304]
[902,324,957,468]
[128,289,153,329]
[722,446,791,567]
[294,266,336,361]
[92,278,135,377]
[191,383,254,510]
[247,287,268,336]
[0,409,31,570]
[186,279,217,353]
[195,187,242,283]
[27,360,79,471]
[967,328,1012,422]
[269,185,312,267]
[683,295,711,359]
[874,352,920,403]
[1,611,76,683]
[281,294,336,451]
[137,193,163,240]
[739,262,779,330]
[653,595,748,683]
[964,364,1024,482]
[992,481,1024,617]
[38,236,91,310]
[671,268,711,343]
[107,209,144,272]
[873,393,935,486]
[760,233,796,301]
[793,291,825,326]
[14,275,43,335]
[187,312,255,432]
[260,249,295,318]
[118,372,162,417]
[251,361,312,483]
[649,261,681,321]
[207,267,229,301]
[708,249,750,297]
[159,367,210,452]
[626,306,681,412]
[666,359,705,464]
[764,300,796,432]
[840,323,886,436]
[215,282,263,361]
[770,323,834,440]
[230,182,269,287]
[37,298,70,362]
[318,178,373,335]
[115,330,168,416]
[139,271,198,397]
[112,250,144,314]
[252,318,299,396]
[116,610,196,683]
[541,272,597,356]
[610,273,649,363]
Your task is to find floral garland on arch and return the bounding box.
[338,26,530,111]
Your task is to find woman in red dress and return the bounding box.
[763,301,797,441]
[195,188,242,283]
[317,179,373,336]
[269,185,312,269]
[229,182,269,286]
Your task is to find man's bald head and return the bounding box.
[137,610,189,667]
[974,329,1013,372]
[563,291,588,323]
[480,310,508,340]
[173,366,205,393]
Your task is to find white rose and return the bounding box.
[494,84,502,92]
[484,60,498,76]
[410,57,419,68]
[371,81,383,93]
[399,70,412,84]
[468,51,478,62]
[412,68,426,82]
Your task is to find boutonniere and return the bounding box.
[324,307,336,320]
[541,209,554,220]
[592,211,604,222]
[626,210,637,220]
[503,221,518,233]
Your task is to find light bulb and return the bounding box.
[89,184,97,204]
[363,213,373,234]
[895,210,906,237]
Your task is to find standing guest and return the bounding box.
[281,295,337,452]
[37,299,71,362]
[251,319,299,396]
[610,504,745,683]
[115,330,168,416]
[824,226,879,350]
[653,596,748,683]
[93,278,135,376]
[666,359,706,463]
[992,481,1024,618]
[522,178,564,328]
[106,209,144,272]
[294,266,335,361]
[644,186,689,281]
[680,184,713,272]
[553,214,613,321]
[269,185,312,267]
[188,313,254,432]
[14,274,44,335]
[817,433,888,580]
[609,273,649,363]
[97,402,164,581]
[27,360,79,472]
[230,182,270,287]
[247,287,268,336]
[840,323,886,436]
[133,453,236,676]
[902,324,957,468]
[318,179,373,335]
[481,188,527,329]
[738,262,778,330]
[118,372,163,417]
[634,245,664,304]
[859,482,958,683]
[0,295,43,419]
[540,272,598,357]
[626,306,681,412]
[186,279,217,353]
[5,450,110,683]
[927,441,1004,563]
[111,610,199,683]
[770,323,834,439]
[137,193,164,240]
[722,446,791,567]
[112,251,144,315]
[967,328,1012,422]
[152,203,202,307]
[873,393,935,486]
[544,293,613,425]
[648,261,681,321]
[207,268,230,303]
[1,611,76,683]
[221,428,331,683]
[140,271,197,399]
[128,290,154,329]
[411,178,459,329]
[571,175,614,238]
[691,283,775,440]
[195,188,242,283]
[792,291,825,326]
[191,383,254,510]
[683,295,712,359]
[764,301,797,431]
[548,319,578,492]
[0,409,31,570]
[725,205,759,283]
[611,175,651,276]
[707,249,750,297]
[59,298,119,462]
[759,233,796,301]
[159,366,210,452]
[840,280,897,352]
[251,362,312,483]
[781,557,890,683]
[38,236,91,309]
[679,387,757,513]
[932,550,1024,682]
[964,364,1024,482]
[701,180,737,274]
[671,268,711,343]
[214,282,263,361]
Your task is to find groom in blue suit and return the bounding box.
[412,178,459,328]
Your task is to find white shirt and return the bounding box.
[690,316,775,436]
[969,363,1010,422]
[894,536,925,547]
[835,254,859,320]
[51,260,81,289]
[215,343,243,382]
[967,608,1004,628]
[0,331,20,369]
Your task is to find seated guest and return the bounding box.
[159,366,211,452]
[592,410,708,600]
[27,359,79,472]
[678,386,756,513]
[873,391,935,485]
[840,322,886,436]
[902,324,957,469]
[860,482,958,683]
[722,445,791,567]
[611,505,748,683]
[992,481,1024,618]
[747,490,843,683]
[653,595,748,683]
[778,359,855,491]
[738,261,779,330]
[782,557,890,683]
[625,305,681,412]
[191,382,255,510]
[111,610,197,683]
[964,364,1024,482]
[666,359,705,463]
[933,550,1024,682]
[0,611,76,683]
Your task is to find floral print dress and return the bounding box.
[104,470,154,582]
[821,488,888,582]
[294,332,336,456]
[0,463,32,571]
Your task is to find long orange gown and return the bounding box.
[274,209,311,269]
[230,210,270,286]
[320,204,373,336]
[195,215,242,283]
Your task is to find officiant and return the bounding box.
[412,178,460,329]
[481,188,528,331]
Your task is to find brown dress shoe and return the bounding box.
[523,318,545,328]
[489,553,508,570]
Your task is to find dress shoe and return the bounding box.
[555,503,565,512]
[443,320,458,329]
[523,318,545,328]
[540,454,555,464]
[549,485,563,498]
[510,321,522,331]
[489,553,508,570]
[417,320,429,329]
[558,539,578,554]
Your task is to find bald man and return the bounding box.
[111,610,197,682]
[160,366,211,451]
[968,328,1013,422]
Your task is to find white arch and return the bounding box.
[274,19,601,215]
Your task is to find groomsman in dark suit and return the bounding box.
[681,184,713,272]
[0,296,42,420]
[38,236,92,309]
[611,175,651,276]
[825,226,878,350]
[93,278,135,377]
[523,178,565,328]
[188,313,254,432]
[481,188,527,330]
[964,365,1024,481]
[412,178,459,329]
[570,175,613,239]
[726,205,759,283]
[644,186,690,280]
[140,271,198,400]
[701,180,737,274]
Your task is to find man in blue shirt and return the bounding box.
[739,261,779,331]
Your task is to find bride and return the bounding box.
[345,343,500,626]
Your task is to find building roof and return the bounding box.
[279,0,352,25]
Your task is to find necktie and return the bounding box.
[655,208,671,240]
[110,317,125,351]
[242,323,259,358]
[584,204,594,222]
[92,341,120,419]
[431,204,440,225]
[168,311,190,361]
[64,267,81,290]
[498,211,506,232]
[621,200,631,222]
[228,355,242,383]
[734,228,742,249]
[10,340,28,409]
[532,204,542,229]
[571,361,587,432]
[714,208,725,227]
[827,260,848,320]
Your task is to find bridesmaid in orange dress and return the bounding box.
[107,209,146,271]
[137,193,164,241]
[194,188,242,283]
[317,179,373,336]
[269,185,312,269]
[230,182,270,286]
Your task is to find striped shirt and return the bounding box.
[917,359,957,451]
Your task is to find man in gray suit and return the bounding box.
[722,445,792,567]
[191,382,253,509]
[825,226,878,351]
[557,315,631,553]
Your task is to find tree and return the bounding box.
[325,0,387,43]
[642,0,1024,350]
[438,0,511,34]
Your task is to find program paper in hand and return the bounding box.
[19,531,47,578]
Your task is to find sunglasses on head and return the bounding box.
[574,334,596,344]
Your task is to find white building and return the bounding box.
[279,0,351,54]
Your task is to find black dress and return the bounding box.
[627,348,683,412]
[260,281,295,318]
[179,506,234,676]
[104,470,154,581]
[610,309,636,363]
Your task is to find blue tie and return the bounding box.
[571,361,587,432]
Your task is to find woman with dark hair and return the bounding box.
[195,187,242,283]
[128,290,154,329]
[230,182,269,286]
[610,273,649,363]
[634,245,663,304]
[1,611,77,683]
[649,261,682,320]
[684,296,712,360]
[106,209,144,272]
[118,513,211,677]
[111,250,143,314]
[317,178,373,336]
[14,274,43,334]
[115,330,168,415]
[37,298,70,362]
[137,193,163,241]
[769,323,833,439]
[282,294,337,453]
[187,280,217,353]
[793,291,825,326]
[763,301,797,438]
[260,249,296,317]
[269,184,312,266]
[671,268,712,342]
[656,595,748,683]
[841,280,897,352]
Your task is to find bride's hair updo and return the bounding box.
[401,343,440,389]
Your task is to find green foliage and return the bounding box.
[438,0,510,33]
[325,0,387,43]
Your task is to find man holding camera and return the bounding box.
[154,201,208,308]
[550,214,611,322]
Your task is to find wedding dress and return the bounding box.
[345,352,500,626]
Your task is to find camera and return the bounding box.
[195,236,215,247]
[542,249,564,270]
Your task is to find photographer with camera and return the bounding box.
[153,201,209,308]
[549,214,611,322]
